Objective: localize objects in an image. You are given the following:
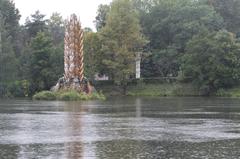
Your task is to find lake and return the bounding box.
[0,97,240,158]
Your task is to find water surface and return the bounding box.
[0,97,240,158]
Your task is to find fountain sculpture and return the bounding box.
[52,14,93,94]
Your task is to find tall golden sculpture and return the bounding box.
[64,14,84,81]
[52,14,93,94]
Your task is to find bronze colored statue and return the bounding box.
[64,14,84,82]
[52,14,93,94]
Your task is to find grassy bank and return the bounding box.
[216,87,240,97]
[96,82,240,97]
[33,90,106,101]
[33,83,240,100]
[96,82,199,97]
[127,83,199,96]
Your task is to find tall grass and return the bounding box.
[126,83,199,97]
[33,90,106,101]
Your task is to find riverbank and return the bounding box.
[96,82,240,97]
[216,87,240,97]
[3,82,240,100]
[97,83,198,97]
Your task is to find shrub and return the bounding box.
[33,90,106,101]
[216,87,240,97]
[58,91,82,101]
[0,80,30,98]
[33,91,56,100]
[215,89,231,97]
[9,80,30,97]
[182,30,240,94]
[91,92,106,100]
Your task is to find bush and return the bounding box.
[215,88,231,97]
[91,92,106,100]
[33,91,57,100]
[142,77,177,84]
[33,90,106,101]
[182,30,240,94]
[8,80,30,97]
[0,83,8,97]
[216,87,240,97]
[127,83,199,97]
[0,80,30,98]
[93,80,114,86]
[58,91,82,101]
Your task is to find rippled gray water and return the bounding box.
[1,97,240,159]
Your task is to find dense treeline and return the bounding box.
[1,0,240,97]
[0,0,64,97]
[92,0,240,95]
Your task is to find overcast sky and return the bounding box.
[14,0,112,30]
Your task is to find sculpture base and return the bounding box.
[51,77,95,94]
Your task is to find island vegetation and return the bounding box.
[1,0,240,99]
[33,90,106,101]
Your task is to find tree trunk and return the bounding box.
[122,84,127,95]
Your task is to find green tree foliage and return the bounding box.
[182,30,240,95]
[47,12,65,45]
[18,43,32,80]
[0,0,20,33]
[25,10,47,38]
[0,1,66,97]
[29,32,55,93]
[84,27,93,32]
[47,13,64,80]
[131,0,155,13]
[95,4,110,31]
[49,42,64,83]
[141,0,224,77]
[84,31,103,79]
[100,0,147,94]
[0,0,21,55]
[207,0,240,34]
[0,13,17,83]
[0,0,21,97]
[142,46,179,77]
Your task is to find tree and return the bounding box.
[47,13,64,80]
[25,10,47,38]
[182,30,240,95]
[47,12,65,45]
[0,0,22,96]
[0,13,18,83]
[140,0,224,77]
[0,0,20,35]
[49,42,64,83]
[18,42,32,81]
[131,0,155,13]
[84,31,103,79]
[207,0,240,34]
[95,4,110,31]
[0,0,21,42]
[30,32,54,93]
[100,0,147,94]
[0,0,21,55]
[84,27,93,33]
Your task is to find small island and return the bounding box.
[33,14,105,101]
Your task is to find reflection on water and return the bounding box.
[0,97,240,158]
[64,102,84,159]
